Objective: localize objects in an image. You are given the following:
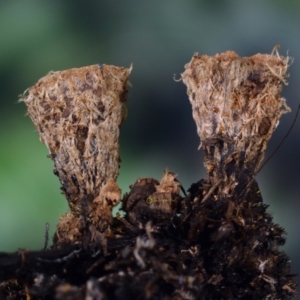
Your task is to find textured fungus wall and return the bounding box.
[181,50,291,201]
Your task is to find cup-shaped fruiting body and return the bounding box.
[22,64,131,215]
[182,51,291,197]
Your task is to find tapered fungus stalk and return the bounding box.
[22,64,131,246]
[182,50,291,200]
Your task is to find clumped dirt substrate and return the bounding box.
[0,175,296,300]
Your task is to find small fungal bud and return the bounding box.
[148,169,181,214]
[22,64,131,215]
[182,50,291,197]
[92,179,121,231]
[155,169,182,195]
[123,170,182,225]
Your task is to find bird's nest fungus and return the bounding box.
[0,50,296,300]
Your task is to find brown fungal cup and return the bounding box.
[182,50,291,198]
[22,64,131,245]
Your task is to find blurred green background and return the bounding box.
[0,0,299,293]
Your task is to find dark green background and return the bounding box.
[0,0,299,295]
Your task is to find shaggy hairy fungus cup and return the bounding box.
[182,50,291,199]
[180,50,296,299]
[22,64,131,246]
